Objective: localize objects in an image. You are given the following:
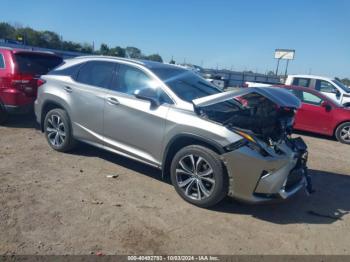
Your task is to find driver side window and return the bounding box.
[113,64,173,104]
[302,91,323,105]
[316,80,337,93]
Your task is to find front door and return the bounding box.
[293,90,333,134]
[103,63,172,166]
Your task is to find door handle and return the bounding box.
[107,97,120,105]
[64,86,72,93]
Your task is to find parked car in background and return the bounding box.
[278,85,350,144]
[34,56,311,207]
[285,75,350,107]
[0,47,63,124]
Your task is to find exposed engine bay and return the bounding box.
[197,92,296,144]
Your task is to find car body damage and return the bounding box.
[193,87,312,202]
[193,87,301,144]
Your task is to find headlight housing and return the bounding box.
[225,129,270,157]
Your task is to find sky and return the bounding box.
[2,0,349,78]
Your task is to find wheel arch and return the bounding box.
[161,133,225,179]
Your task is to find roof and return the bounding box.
[288,74,335,81]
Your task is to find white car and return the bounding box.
[285,75,350,107]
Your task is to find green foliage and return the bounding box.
[99,43,110,55]
[341,78,350,86]
[0,22,163,62]
[125,46,142,59]
[146,54,163,62]
[0,22,16,39]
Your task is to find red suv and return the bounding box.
[0,47,62,123]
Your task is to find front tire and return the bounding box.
[335,122,350,144]
[44,109,76,152]
[170,145,228,208]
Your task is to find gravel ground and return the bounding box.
[0,115,349,255]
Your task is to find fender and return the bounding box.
[161,132,225,178]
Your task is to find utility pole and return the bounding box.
[284,59,290,78]
[275,58,280,76]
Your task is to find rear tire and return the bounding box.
[335,122,350,144]
[0,104,8,125]
[44,109,77,152]
[170,145,228,208]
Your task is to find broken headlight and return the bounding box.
[225,130,270,157]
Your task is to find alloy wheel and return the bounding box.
[46,114,66,147]
[340,125,350,142]
[175,154,216,201]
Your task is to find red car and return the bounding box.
[0,47,62,124]
[278,85,350,144]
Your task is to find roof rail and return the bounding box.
[72,55,145,65]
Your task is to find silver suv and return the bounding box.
[35,56,312,207]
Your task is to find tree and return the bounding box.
[109,46,126,57]
[145,54,163,62]
[0,21,164,59]
[125,46,142,59]
[80,43,93,53]
[341,78,350,86]
[0,22,16,39]
[267,70,275,76]
[41,31,61,49]
[100,43,110,55]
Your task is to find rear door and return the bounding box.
[292,90,333,134]
[103,63,172,166]
[68,61,116,144]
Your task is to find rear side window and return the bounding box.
[48,62,83,78]
[76,61,115,88]
[315,80,337,93]
[292,78,310,88]
[0,54,5,69]
[14,53,63,75]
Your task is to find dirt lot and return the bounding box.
[0,114,349,255]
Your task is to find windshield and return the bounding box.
[333,79,350,93]
[15,53,63,75]
[151,67,221,102]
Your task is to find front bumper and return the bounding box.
[222,137,310,203]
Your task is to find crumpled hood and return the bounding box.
[192,87,301,109]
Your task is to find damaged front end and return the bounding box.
[193,87,313,203]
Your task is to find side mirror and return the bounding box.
[321,101,332,112]
[134,88,160,107]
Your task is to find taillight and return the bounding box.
[37,78,46,87]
